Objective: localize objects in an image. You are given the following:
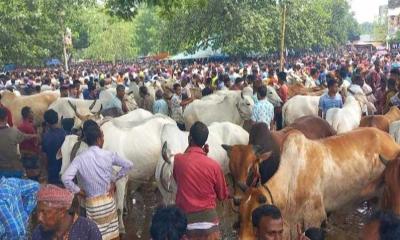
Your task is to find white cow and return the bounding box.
[49,98,103,127]
[282,95,321,126]
[155,122,249,204]
[183,90,257,130]
[325,93,370,134]
[60,109,174,233]
[389,120,400,144]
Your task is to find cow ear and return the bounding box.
[257,151,273,163]
[221,144,232,153]
[162,141,171,164]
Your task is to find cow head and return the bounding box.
[222,144,272,204]
[237,186,272,239]
[266,86,283,107]
[237,93,255,121]
[68,103,103,131]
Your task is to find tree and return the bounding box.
[0,0,94,66]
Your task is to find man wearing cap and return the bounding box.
[32,184,102,240]
[0,177,39,239]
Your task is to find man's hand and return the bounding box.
[78,189,86,198]
[108,182,116,196]
[296,224,311,240]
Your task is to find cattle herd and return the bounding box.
[2,57,400,239]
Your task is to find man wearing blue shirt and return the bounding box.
[251,85,274,129]
[318,80,343,119]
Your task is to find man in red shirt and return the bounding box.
[18,106,40,181]
[173,121,229,240]
[0,93,13,127]
[275,72,288,130]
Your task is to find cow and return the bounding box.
[325,93,370,134]
[282,95,320,126]
[48,98,104,129]
[222,116,336,202]
[360,106,400,132]
[0,90,59,127]
[183,91,250,130]
[59,109,174,234]
[229,128,400,239]
[287,84,326,99]
[155,122,249,204]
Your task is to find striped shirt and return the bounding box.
[0,178,40,239]
[62,146,133,198]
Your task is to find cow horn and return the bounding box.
[221,144,232,153]
[91,104,103,115]
[241,92,244,99]
[237,181,248,192]
[162,141,171,164]
[379,155,389,166]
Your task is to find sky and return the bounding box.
[350,0,388,23]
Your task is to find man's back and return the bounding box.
[0,127,25,170]
[173,147,228,214]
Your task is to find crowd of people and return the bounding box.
[2,49,400,239]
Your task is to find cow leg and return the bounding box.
[116,176,128,234]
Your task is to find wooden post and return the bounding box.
[279,3,287,72]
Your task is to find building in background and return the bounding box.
[389,0,400,38]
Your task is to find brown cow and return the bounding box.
[287,84,325,99]
[232,128,400,239]
[223,115,336,200]
[359,106,400,132]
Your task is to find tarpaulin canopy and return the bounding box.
[169,47,227,60]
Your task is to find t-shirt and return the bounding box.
[318,93,343,116]
[17,120,38,155]
[251,99,274,127]
[0,127,27,170]
[153,99,169,115]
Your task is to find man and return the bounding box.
[0,108,36,178]
[18,106,40,181]
[317,63,327,87]
[306,68,319,88]
[150,206,188,240]
[59,85,69,98]
[171,83,193,130]
[202,78,214,96]
[173,121,229,239]
[153,90,169,115]
[230,77,244,91]
[42,109,66,185]
[366,60,383,93]
[0,177,39,239]
[252,204,284,240]
[384,78,397,113]
[251,85,275,129]
[318,80,343,119]
[138,86,154,113]
[0,94,13,127]
[32,184,102,240]
[276,72,288,130]
[62,125,133,240]
[116,84,129,114]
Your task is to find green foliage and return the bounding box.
[360,22,374,34]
